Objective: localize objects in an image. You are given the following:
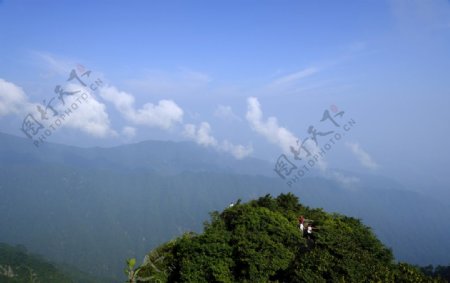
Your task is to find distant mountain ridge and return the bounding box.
[0,132,272,176]
[0,132,449,281]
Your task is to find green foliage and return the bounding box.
[125,258,147,283]
[0,243,72,283]
[393,263,444,283]
[134,193,437,282]
[420,265,450,282]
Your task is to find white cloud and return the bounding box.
[270,67,319,87]
[246,96,328,170]
[183,122,217,147]
[246,96,297,153]
[0,78,116,138]
[214,105,242,122]
[55,89,117,138]
[183,122,252,159]
[221,140,253,159]
[346,142,378,170]
[99,85,183,129]
[0,79,28,117]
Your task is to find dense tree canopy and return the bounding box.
[131,193,442,283]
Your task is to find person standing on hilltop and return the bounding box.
[298,215,305,232]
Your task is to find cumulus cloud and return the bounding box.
[0,78,116,139]
[214,105,242,122]
[99,85,183,129]
[183,122,252,159]
[346,142,378,170]
[55,89,117,138]
[183,122,217,147]
[0,78,28,117]
[246,97,297,153]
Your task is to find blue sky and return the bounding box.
[1,0,450,191]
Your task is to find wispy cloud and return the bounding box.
[346,142,378,170]
[270,67,319,87]
[330,171,360,188]
[263,66,342,97]
[99,85,184,130]
[183,122,253,159]
[246,96,297,153]
[246,96,328,170]
[32,51,76,78]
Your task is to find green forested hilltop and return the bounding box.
[132,193,442,283]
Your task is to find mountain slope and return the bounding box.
[0,243,72,283]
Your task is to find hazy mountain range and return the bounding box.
[0,132,448,281]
